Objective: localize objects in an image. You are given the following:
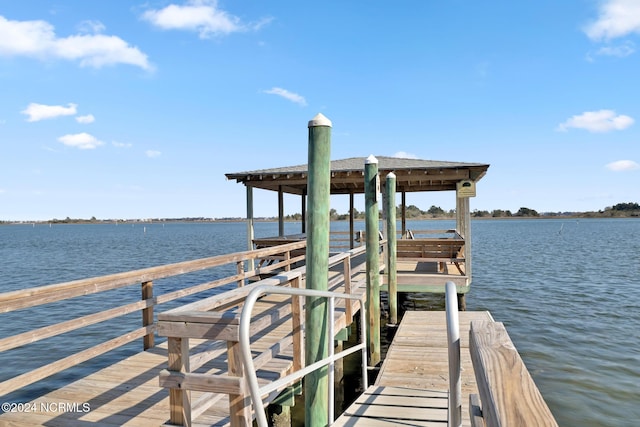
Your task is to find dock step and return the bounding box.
[333,385,448,426]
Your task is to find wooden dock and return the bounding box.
[0,291,363,427]
[334,311,492,427]
[0,240,372,427]
[0,238,557,426]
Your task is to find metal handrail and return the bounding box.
[445,281,462,427]
[239,285,368,427]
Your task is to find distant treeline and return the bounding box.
[2,202,639,224]
[284,202,640,220]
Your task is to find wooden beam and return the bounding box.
[469,321,558,427]
[167,337,191,426]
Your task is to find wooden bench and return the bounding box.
[396,237,465,274]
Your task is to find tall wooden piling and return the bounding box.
[385,172,398,326]
[364,155,381,366]
[305,113,332,426]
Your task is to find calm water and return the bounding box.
[1,219,639,426]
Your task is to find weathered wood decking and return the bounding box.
[334,311,492,427]
[0,288,364,427]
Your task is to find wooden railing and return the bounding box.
[469,320,558,427]
[239,285,369,427]
[398,229,466,274]
[157,243,379,426]
[253,231,364,254]
[0,240,307,396]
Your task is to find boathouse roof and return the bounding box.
[226,156,490,195]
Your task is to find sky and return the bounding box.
[1,0,639,221]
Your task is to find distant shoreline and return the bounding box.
[2,213,638,225]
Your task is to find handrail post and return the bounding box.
[291,276,304,371]
[141,280,154,350]
[168,337,191,425]
[228,339,251,426]
[236,261,245,287]
[445,281,462,427]
[284,249,291,271]
[343,257,353,321]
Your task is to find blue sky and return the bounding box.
[1,0,639,221]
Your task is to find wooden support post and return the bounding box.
[228,340,251,426]
[168,337,191,426]
[364,155,381,366]
[301,192,307,234]
[246,186,255,272]
[401,191,407,237]
[141,281,154,350]
[349,192,355,249]
[456,191,471,310]
[385,172,398,325]
[278,185,285,237]
[305,113,332,427]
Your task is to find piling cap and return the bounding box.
[308,113,332,128]
[365,154,378,164]
[387,171,396,179]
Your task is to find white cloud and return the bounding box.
[596,41,635,57]
[606,160,640,171]
[57,132,104,149]
[584,0,640,41]
[77,20,106,35]
[22,102,77,122]
[112,141,132,148]
[556,110,634,133]
[145,150,162,158]
[393,151,418,159]
[142,0,270,39]
[263,87,307,106]
[76,114,95,124]
[0,15,152,70]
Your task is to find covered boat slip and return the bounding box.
[227,156,488,302]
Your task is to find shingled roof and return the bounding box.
[225,156,490,195]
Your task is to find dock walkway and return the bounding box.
[334,311,492,427]
[0,288,363,427]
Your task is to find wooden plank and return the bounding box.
[469,320,558,427]
[159,369,243,395]
[376,311,493,427]
[334,386,447,426]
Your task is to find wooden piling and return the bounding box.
[364,155,381,366]
[305,113,332,427]
[385,172,398,325]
